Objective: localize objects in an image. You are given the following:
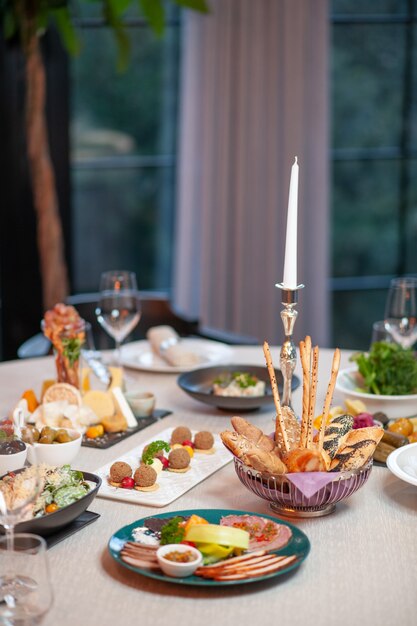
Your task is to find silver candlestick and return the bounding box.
[275,283,304,409]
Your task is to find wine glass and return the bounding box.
[384,277,417,349]
[95,270,141,365]
[0,533,53,624]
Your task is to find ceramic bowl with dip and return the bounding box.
[125,391,156,418]
[0,440,27,475]
[156,544,203,578]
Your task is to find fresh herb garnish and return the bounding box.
[141,440,170,465]
[61,337,83,366]
[214,371,258,388]
[160,516,186,545]
[351,341,417,395]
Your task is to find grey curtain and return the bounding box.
[173,0,330,347]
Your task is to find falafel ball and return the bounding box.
[170,426,192,445]
[168,447,191,469]
[194,431,214,450]
[109,461,132,484]
[134,465,157,488]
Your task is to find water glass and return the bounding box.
[0,533,53,624]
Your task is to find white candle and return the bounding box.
[282,157,299,289]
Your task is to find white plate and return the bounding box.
[335,366,417,419]
[120,339,233,373]
[95,427,232,507]
[387,443,417,486]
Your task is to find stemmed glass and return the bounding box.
[384,277,417,349]
[0,428,47,621]
[95,270,141,365]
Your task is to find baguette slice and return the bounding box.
[220,430,287,474]
[330,426,384,471]
[231,416,275,452]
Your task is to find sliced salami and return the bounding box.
[220,514,292,551]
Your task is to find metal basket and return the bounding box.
[234,457,373,518]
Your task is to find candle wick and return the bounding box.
[294,156,298,164]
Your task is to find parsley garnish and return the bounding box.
[160,517,186,545]
[61,337,83,367]
[141,440,170,465]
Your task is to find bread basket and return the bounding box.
[233,456,373,518]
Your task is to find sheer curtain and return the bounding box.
[173,0,330,347]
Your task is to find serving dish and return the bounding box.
[177,365,300,412]
[335,366,417,419]
[0,443,27,474]
[0,471,101,536]
[386,442,417,486]
[233,457,373,517]
[27,429,82,466]
[120,339,233,373]
[95,427,232,507]
[108,508,310,586]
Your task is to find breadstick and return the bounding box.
[318,348,341,452]
[306,345,319,449]
[263,341,289,453]
[299,336,311,447]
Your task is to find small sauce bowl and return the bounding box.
[156,544,202,578]
[125,391,156,419]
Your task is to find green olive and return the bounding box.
[39,434,55,445]
[55,432,71,443]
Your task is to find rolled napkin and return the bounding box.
[146,325,202,367]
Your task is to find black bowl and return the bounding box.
[177,364,300,412]
[1,470,101,537]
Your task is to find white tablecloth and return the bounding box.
[0,345,416,626]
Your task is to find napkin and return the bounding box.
[146,325,202,367]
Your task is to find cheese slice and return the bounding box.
[111,387,137,428]
[82,390,115,419]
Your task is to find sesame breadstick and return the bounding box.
[318,348,341,452]
[263,341,289,453]
[299,336,311,448]
[306,345,319,449]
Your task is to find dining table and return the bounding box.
[0,344,416,626]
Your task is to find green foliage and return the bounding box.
[1,0,209,67]
[351,341,417,395]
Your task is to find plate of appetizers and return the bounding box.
[120,339,233,373]
[94,427,233,507]
[108,508,310,586]
[177,365,300,411]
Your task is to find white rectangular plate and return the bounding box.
[95,427,233,507]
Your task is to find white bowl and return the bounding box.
[387,442,417,487]
[335,367,417,419]
[0,443,27,475]
[27,429,82,467]
[156,544,203,578]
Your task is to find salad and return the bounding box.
[0,464,90,517]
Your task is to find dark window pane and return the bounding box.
[332,290,388,350]
[332,24,405,149]
[406,159,417,272]
[332,160,400,278]
[332,1,408,15]
[70,26,179,158]
[71,167,175,292]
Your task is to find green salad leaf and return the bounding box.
[160,517,186,545]
[350,341,417,395]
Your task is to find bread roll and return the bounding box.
[330,426,384,471]
[322,414,354,459]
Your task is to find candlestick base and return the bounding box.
[275,283,304,408]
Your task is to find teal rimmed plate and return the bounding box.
[108,508,310,586]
